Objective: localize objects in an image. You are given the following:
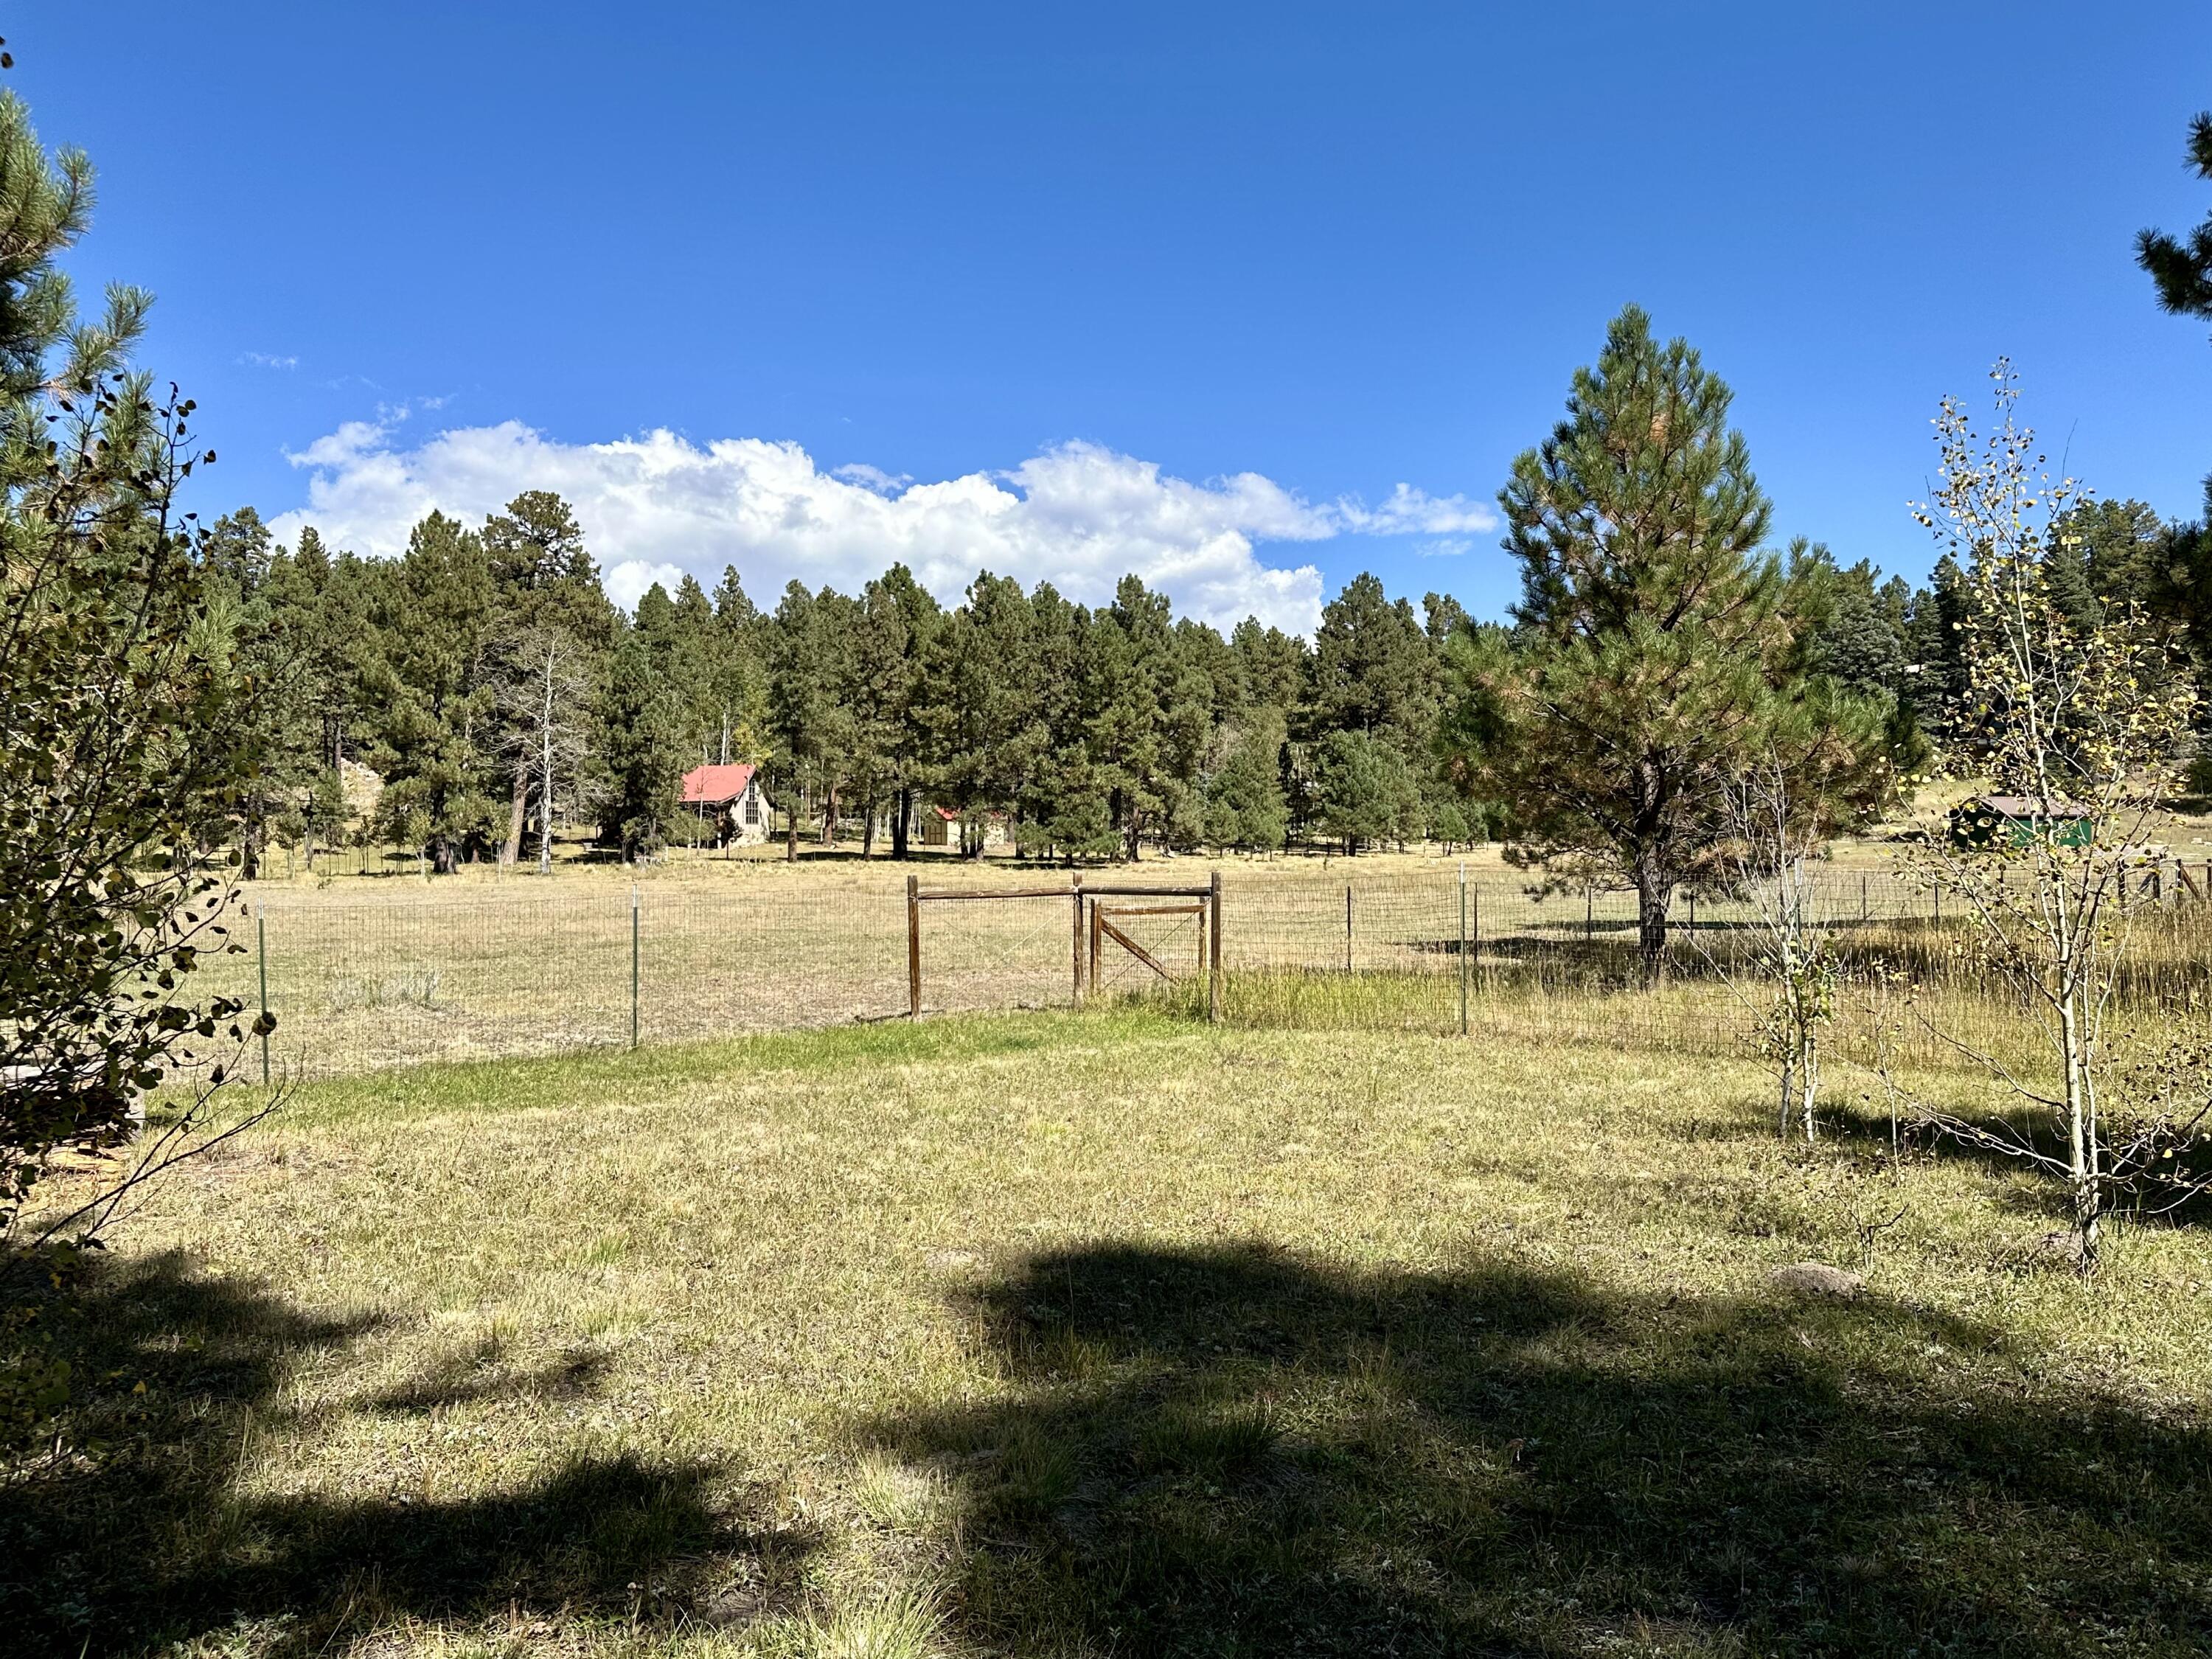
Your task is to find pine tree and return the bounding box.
[765,581,860,858]
[1304,572,1439,752]
[1229,616,1310,714]
[596,633,682,859]
[855,564,941,857]
[1,78,274,1231]
[2138,113,2212,334]
[1903,554,1974,737]
[479,492,613,863]
[361,512,498,873]
[1205,707,1289,850]
[1086,576,1199,861]
[1447,306,1890,977]
[1019,585,1114,861]
[194,508,320,877]
[707,563,770,764]
[1312,728,1418,854]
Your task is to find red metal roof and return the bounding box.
[681,762,757,806]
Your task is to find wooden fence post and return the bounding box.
[1345,885,1354,972]
[1208,870,1222,1024]
[906,874,921,1020]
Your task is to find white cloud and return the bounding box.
[240,351,299,370]
[605,559,686,612]
[1334,481,1496,536]
[268,418,1495,636]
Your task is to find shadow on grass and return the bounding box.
[1815,1098,2212,1231]
[865,1241,2212,1657]
[1,1251,810,1656]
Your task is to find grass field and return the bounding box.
[197,840,2212,1088]
[13,1007,2212,1656]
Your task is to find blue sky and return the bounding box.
[17,4,2212,630]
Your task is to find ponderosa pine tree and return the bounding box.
[191,508,313,878]
[1312,728,1418,854]
[765,580,863,858]
[596,632,683,860]
[1088,576,1192,861]
[1204,706,1289,851]
[707,563,770,764]
[2138,112,2212,333]
[1304,572,1439,753]
[1,77,273,1245]
[854,564,941,857]
[361,512,498,874]
[1229,616,1310,714]
[480,490,613,864]
[1021,585,1120,861]
[1445,306,1890,978]
[914,572,1044,855]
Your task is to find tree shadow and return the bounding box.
[1815,1099,2212,1234]
[1,1251,812,1655]
[863,1241,2212,1656]
[365,1338,612,1414]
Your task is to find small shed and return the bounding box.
[1948,794,2093,850]
[918,805,1010,850]
[681,762,771,846]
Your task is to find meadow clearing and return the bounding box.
[13,1003,2212,1657]
[204,833,2212,1085]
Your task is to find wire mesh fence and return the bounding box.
[201,858,2212,1082]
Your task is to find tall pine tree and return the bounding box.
[1446,307,1889,977]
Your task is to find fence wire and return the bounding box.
[201,858,2212,1082]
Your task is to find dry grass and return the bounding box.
[198,841,2212,1083]
[13,1008,2212,1654]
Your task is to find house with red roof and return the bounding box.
[680,762,771,846]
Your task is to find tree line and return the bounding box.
[198,312,2212,921]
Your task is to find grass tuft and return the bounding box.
[795,1583,947,1659]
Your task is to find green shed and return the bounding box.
[1947,795,2094,850]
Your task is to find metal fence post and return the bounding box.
[257,899,271,1086]
[1457,863,1469,1037]
[630,885,641,1049]
[907,874,922,1019]
[1071,871,1085,1004]
[1208,870,1222,1024]
[1345,885,1354,972]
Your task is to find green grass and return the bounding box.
[13,1009,2212,1655]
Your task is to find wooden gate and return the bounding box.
[1089,899,1207,989]
[905,872,1221,1022]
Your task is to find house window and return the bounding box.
[744,787,759,826]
